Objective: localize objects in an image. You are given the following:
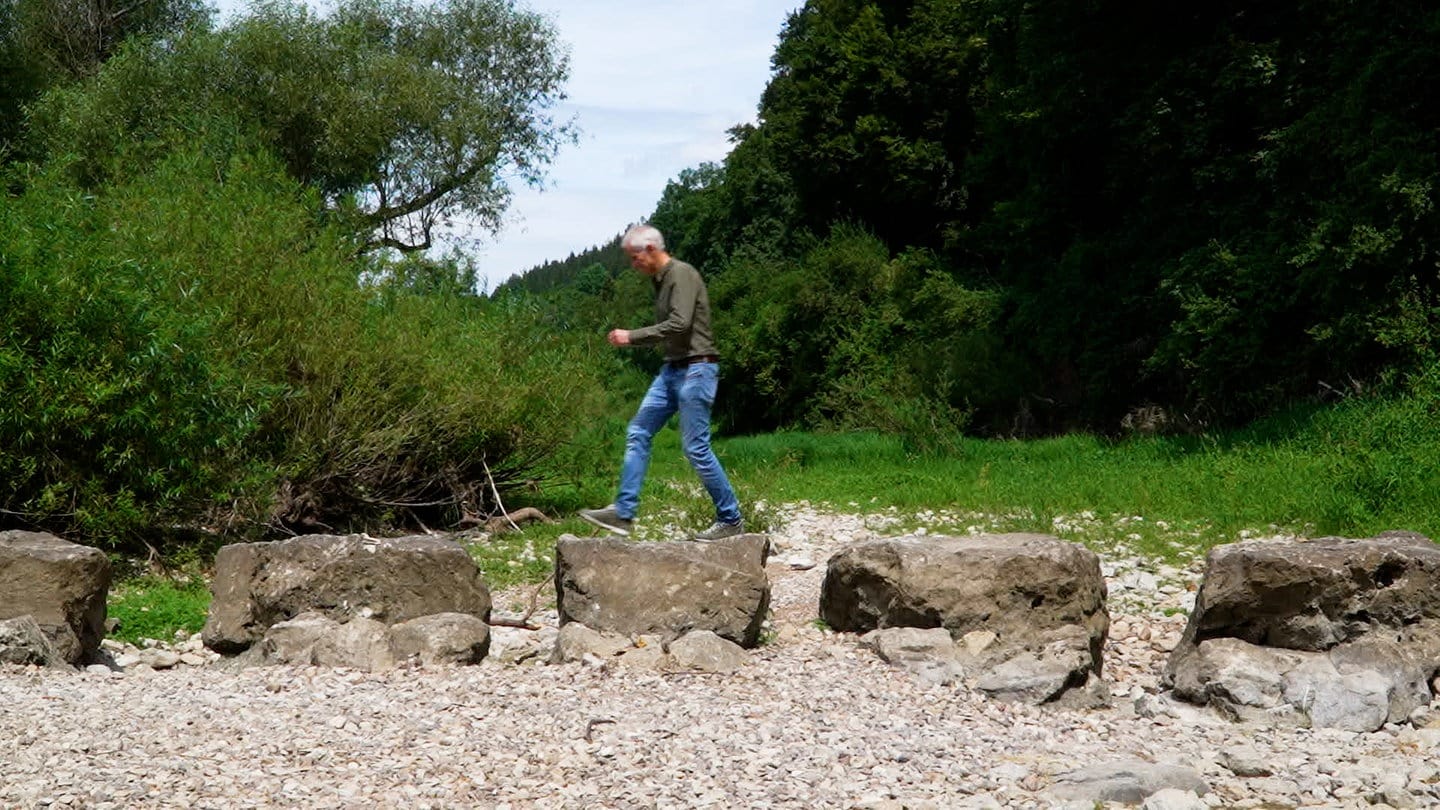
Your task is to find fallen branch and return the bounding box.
[459,506,553,534]
[489,617,541,630]
[482,458,521,533]
[583,718,616,742]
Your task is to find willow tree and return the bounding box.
[25,0,574,252]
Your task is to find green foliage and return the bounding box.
[5,0,205,82]
[714,225,1006,449]
[0,0,206,158]
[2,131,610,545]
[362,250,482,298]
[760,0,982,252]
[0,159,279,541]
[107,574,210,646]
[271,287,609,532]
[24,0,573,251]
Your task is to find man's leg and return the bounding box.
[614,369,679,520]
[677,363,742,526]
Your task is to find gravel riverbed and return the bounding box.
[3,505,1438,809]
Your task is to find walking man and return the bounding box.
[579,224,744,541]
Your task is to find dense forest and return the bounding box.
[505,0,1440,442]
[3,0,1438,550]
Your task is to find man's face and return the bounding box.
[626,244,664,275]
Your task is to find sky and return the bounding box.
[212,0,801,290]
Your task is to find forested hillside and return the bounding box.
[511,0,1440,440]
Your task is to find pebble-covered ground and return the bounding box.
[3,505,1438,809]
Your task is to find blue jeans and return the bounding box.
[615,362,741,524]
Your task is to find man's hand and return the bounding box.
[607,328,631,346]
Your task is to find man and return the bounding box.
[579,224,744,541]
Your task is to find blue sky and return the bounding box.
[211,0,800,290]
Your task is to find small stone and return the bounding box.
[1220,746,1273,777]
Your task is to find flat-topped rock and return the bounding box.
[202,533,491,654]
[0,530,110,665]
[1165,532,1440,730]
[820,533,1109,703]
[554,533,770,647]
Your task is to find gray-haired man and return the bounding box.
[579,224,744,541]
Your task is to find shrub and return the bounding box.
[0,160,274,543]
[3,139,610,547]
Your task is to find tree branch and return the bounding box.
[364,161,487,226]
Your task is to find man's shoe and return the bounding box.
[692,520,744,542]
[579,505,632,536]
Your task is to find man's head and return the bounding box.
[622,224,669,275]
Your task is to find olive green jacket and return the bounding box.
[626,258,718,363]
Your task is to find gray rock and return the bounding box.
[1051,760,1209,804]
[1168,533,1440,656]
[1175,637,1299,713]
[137,649,182,670]
[1166,534,1440,731]
[1141,789,1209,810]
[859,626,965,685]
[555,533,770,647]
[0,615,65,668]
[261,611,338,665]
[1219,745,1273,777]
[821,533,1108,703]
[550,622,632,664]
[312,616,394,671]
[488,625,545,665]
[389,613,491,666]
[668,629,749,673]
[202,533,491,654]
[974,626,1099,703]
[0,530,111,665]
[1284,655,1391,732]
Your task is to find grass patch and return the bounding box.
[464,530,555,594]
[108,575,211,646]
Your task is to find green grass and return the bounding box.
[107,388,1440,641]
[108,575,211,645]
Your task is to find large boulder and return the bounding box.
[202,533,491,654]
[820,533,1109,703]
[554,533,770,647]
[1165,532,1440,730]
[0,530,111,665]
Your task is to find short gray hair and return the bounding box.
[622,224,665,252]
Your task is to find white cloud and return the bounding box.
[471,0,799,288]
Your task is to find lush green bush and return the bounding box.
[0,161,275,542]
[713,226,1009,449]
[2,139,610,546]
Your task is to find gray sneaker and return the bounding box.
[692,519,744,542]
[579,505,632,536]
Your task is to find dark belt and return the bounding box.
[668,354,720,368]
